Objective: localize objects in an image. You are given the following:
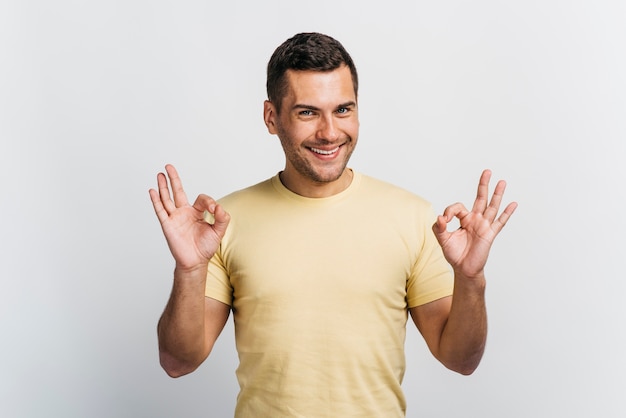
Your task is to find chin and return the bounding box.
[312,166,349,183]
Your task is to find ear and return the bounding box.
[263,100,278,134]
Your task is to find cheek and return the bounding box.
[344,120,360,140]
[279,123,310,145]
[276,126,302,153]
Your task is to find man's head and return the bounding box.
[263,33,360,198]
[266,32,358,113]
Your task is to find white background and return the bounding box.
[2,1,625,417]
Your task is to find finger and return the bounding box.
[442,202,470,223]
[194,195,231,237]
[149,188,170,224]
[432,215,452,245]
[212,204,231,238]
[492,201,518,234]
[156,171,176,214]
[193,194,218,214]
[471,169,491,214]
[193,194,222,226]
[165,164,190,208]
[483,179,507,223]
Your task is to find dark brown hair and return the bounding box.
[266,32,358,112]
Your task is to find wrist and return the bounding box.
[453,270,487,291]
[174,263,209,279]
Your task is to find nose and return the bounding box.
[316,114,340,142]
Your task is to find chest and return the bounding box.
[223,206,418,313]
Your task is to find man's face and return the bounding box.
[264,65,359,197]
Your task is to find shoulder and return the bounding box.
[356,172,433,210]
[217,177,276,207]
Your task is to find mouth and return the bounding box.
[308,145,341,156]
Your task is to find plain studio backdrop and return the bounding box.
[1,1,624,417]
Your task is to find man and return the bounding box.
[149,32,517,417]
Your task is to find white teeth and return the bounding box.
[310,146,339,155]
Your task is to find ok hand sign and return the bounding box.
[433,170,517,280]
[149,164,230,271]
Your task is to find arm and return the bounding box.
[410,284,486,375]
[149,164,231,377]
[411,169,517,375]
[156,272,230,377]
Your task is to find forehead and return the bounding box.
[283,65,356,107]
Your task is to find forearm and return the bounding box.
[438,273,488,375]
[157,264,209,377]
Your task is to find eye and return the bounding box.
[299,109,314,116]
[336,106,352,116]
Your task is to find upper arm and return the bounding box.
[204,296,231,354]
[409,296,452,357]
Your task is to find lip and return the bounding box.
[309,146,340,155]
[306,142,346,159]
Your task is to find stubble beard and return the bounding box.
[281,137,354,184]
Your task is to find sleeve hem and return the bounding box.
[205,291,232,307]
[407,288,453,309]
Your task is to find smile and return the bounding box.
[309,146,340,155]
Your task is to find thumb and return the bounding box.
[432,215,450,245]
[211,204,231,237]
[193,194,231,238]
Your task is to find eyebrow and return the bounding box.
[292,101,357,112]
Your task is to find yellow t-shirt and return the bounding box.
[206,171,453,417]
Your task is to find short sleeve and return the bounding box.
[406,207,453,308]
[205,246,233,306]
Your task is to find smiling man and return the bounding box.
[264,63,358,197]
[149,32,517,417]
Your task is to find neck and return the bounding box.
[279,169,354,198]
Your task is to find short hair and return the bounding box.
[266,32,359,112]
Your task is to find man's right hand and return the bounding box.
[149,164,230,271]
